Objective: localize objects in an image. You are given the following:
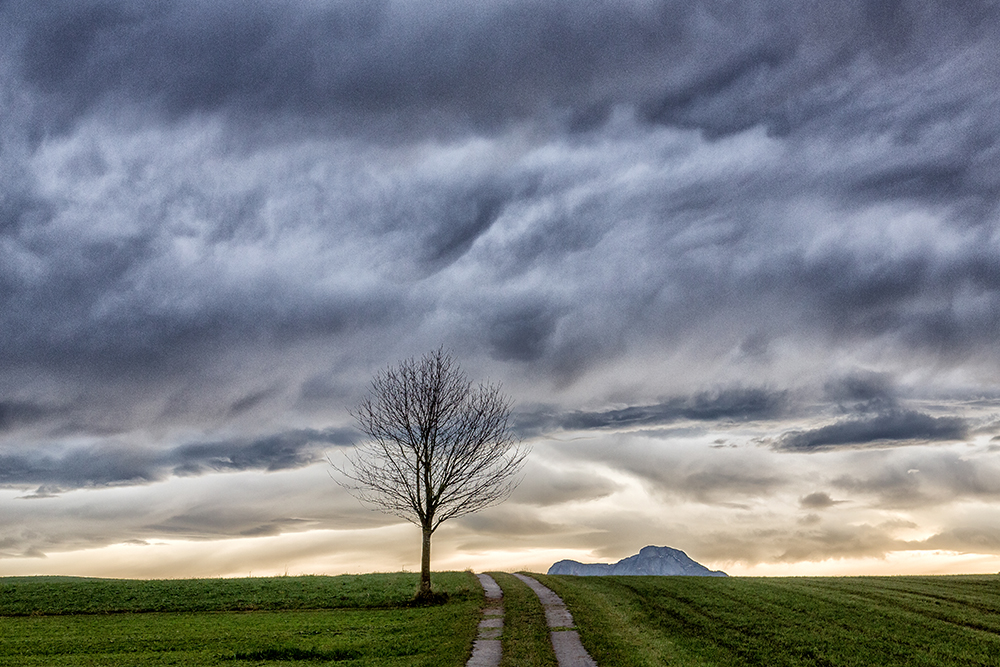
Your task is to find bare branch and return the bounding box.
[333,349,528,594]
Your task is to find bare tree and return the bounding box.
[336,348,527,599]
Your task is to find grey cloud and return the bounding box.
[16,484,63,500]
[665,522,911,566]
[456,506,567,539]
[744,248,1000,356]
[855,162,968,206]
[777,411,967,452]
[0,427,353,492]
[0,207,406,403]
[641,39,798,137]
[226,388,278,418]
[477,190,1000,383]
[2,0,1000,574]
[419,190,508,272]
[921,526,1000,552]
[823,372,898,413]
[512,462,620,507]
[12,0,628,133]
[832,467,923,509]
[2,1,1000,413]
[0,401,51,432]
[573,439,790,506]
[167,428,354,476]
[0,462,387,559]
[662,468,787,507]
[0,189,51,239]
[487,302,562,363]
[772,522,913,563]
[145,513,313,540]
[8,0,999,147]
[517,387,788,435]
[831,450,1000,509]
[2,271,401,379]
[402,177,538,276]
[798,492,845,509]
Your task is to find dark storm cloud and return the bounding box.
[800,252,1000,351]
[10,0,642,133]
[167,427,354,475]
[1,0,998,387]
[400,176,540,276]
[0,427,353,493]
[8,0,1000,145]
[777,410,968,452]
[0,244,401,377]
[0,401,51,432]
[8,0,659,130]
[823,372,898,413]
[516,387,788,435]
[487,301,563,363]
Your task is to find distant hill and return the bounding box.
[547,545,728,577]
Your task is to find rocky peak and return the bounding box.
[547,545,727,577]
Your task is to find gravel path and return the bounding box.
[466,573,503,667]
[513,573,598,667]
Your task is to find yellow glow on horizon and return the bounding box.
[3,527,998,580]
[723,550,1000,577]
[0,525,416,579]
[431,547,607,574]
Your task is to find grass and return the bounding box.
[489,572,557,667]
[0,573,462,615]
[5,571,999,666]
[534,573,1000,667]
[0,572,481,666]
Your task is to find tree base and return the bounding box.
[411,589,449,606]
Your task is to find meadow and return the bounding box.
[0,573,481,666]
[535,573,1000,666]
[2,572,999,665]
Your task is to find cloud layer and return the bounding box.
[1,0,999,575]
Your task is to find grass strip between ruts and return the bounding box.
[489,572,558,667]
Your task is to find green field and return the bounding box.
[535,573,1000,666]
[3,572,999,666]
[0,573,481,666]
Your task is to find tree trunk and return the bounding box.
[419,525,432,596]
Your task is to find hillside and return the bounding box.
[536,573,1000,666]
[548,545,727,577]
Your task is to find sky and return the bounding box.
[2,0,1000,579]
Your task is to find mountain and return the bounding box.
[547,545,728,577]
